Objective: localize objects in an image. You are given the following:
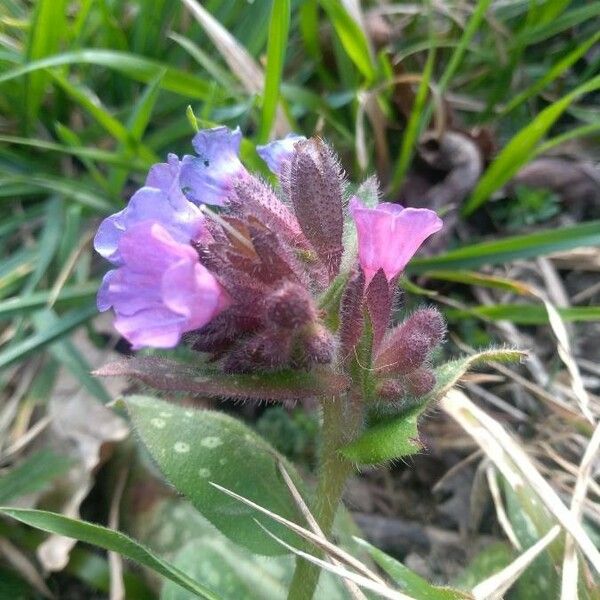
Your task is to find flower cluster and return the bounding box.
[95,126,443,393]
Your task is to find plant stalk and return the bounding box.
[287,393,360,600]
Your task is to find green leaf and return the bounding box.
[24,0,68,127]
[95,357,350,402]
[341,349,524,464]
[354,538,471,600]
[464,74,600,214]
[319,0,376,82]
[0,49,216,100]
[453,543,514,591]
[0,303,98,369]
[445,304,600,325]
[31,310,111,403]
[517,4,600,46]
[124,395,304,555]
[0,508,221,600]
[258,0,291,143]
[0,135,149,169]
[407,220,600,273]
[502,30,600,115]
[438,0,492,92]
[390,42,436,192]
[0,282,98,320]
[0,451,72,505]
[419,270,533,295]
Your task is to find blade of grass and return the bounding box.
[31,310,111,404]
[517,3,600,46]
[0,49,216,100]
[49,72,157,164]
[407,220,600,273]
[24,0,68,128]
[168,32,238,91]
[501,30,600,116]
[0,508,221,600]
[444,304,600,325]
[438,0,493,93]
[0,135,149,170]
[420,270,533,295]
[464,74,600,214]
[0,174,113,211]
[535,122,600,156]
[472,525,561,599]
[390,45,436,192]
[440,389,600,575]
[0,283,98,321]
[0,451,72,504]
[108,71,165,194]
[0,303,97,369]
[319,0,376,82]
[257,0,291,143]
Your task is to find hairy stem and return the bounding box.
[287,393,360,600]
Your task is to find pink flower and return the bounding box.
[98,221,230,349]
[350,197,443,283]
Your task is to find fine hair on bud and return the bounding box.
[375,307,445,375]
[376,378,406,401]
[405,367,436,397]
[301,325,335,366]
[407,307,446,347]
[223,330,291,373]
[265,282,316,329]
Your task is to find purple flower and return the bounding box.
[94,154,206,266]
[98,221,230,349]
[179,126,247,206]
[257,133,306,176]
[350,197,443,283]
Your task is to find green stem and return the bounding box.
[287,394,360,600]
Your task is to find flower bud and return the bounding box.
[406,368,436,397]
[223,330,291,373]
[302,325,335,366]
[375,308,445,375]
[265,282,316,329]
[376,379,406,401]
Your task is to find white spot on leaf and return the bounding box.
[174,441,190,453]
[151,418,166,429]
[201,436,222,449]
[198,468,211,478]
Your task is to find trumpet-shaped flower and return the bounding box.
[97,221,230,349]
[257,133,306,176]
[94,154,206,266]
[350,197,443,283]
[179,126,247,206]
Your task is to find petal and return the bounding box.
[94,211,126,265]
[350,197,442,282]
[94,183,205,266]
[97,270,117,311]
[257,133,306,176]
[123,187,205,243]
[191,125,242,157]
[113,308,186,349]
[145,153,181,195]
[179,126,246,206]
[162,260,231,331]
[118,222,197,274]
[383,207,443,276]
